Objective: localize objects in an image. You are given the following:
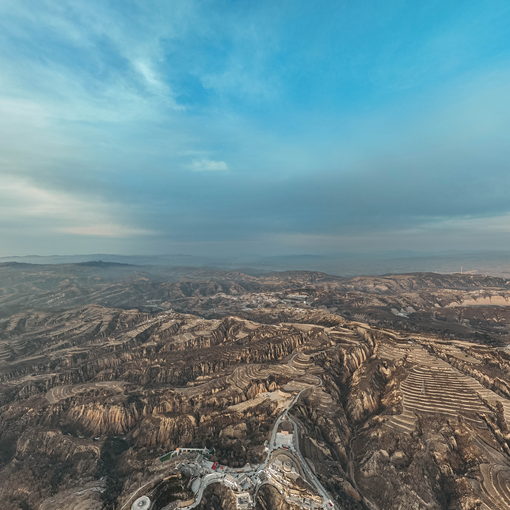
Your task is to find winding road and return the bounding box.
[125,353,339,510]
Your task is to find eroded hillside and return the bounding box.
[0,264,509,509]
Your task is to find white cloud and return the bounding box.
[0,175,153,238]
[131,58,184,110]
[56,225,154,238]
[188,158,229,172]
[0,1,186,123]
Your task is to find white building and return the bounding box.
[131,496,151,510]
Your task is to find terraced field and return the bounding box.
[38,481,105,510]
[381,341,510,431]
[480,463,510,509]
[46,381,127,404]
[379,339,510,509]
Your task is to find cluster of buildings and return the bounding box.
[131,405,336,509]
[175,437,327,510]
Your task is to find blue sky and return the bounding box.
[1,0,510,256]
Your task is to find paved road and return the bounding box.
[182,473,225,509]
[120,478,161,510]
[266,388,305,459]
[181,388,311,509]
[289,416,337,508]
[266,387,338,509]
[123,351,339,510]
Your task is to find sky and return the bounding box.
[1,0,510,257]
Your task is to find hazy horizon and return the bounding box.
[2,249,509,278]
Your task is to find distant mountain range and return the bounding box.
[0,250,509,277]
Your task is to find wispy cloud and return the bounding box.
[56,225,154,238]
[188,159,229,172]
